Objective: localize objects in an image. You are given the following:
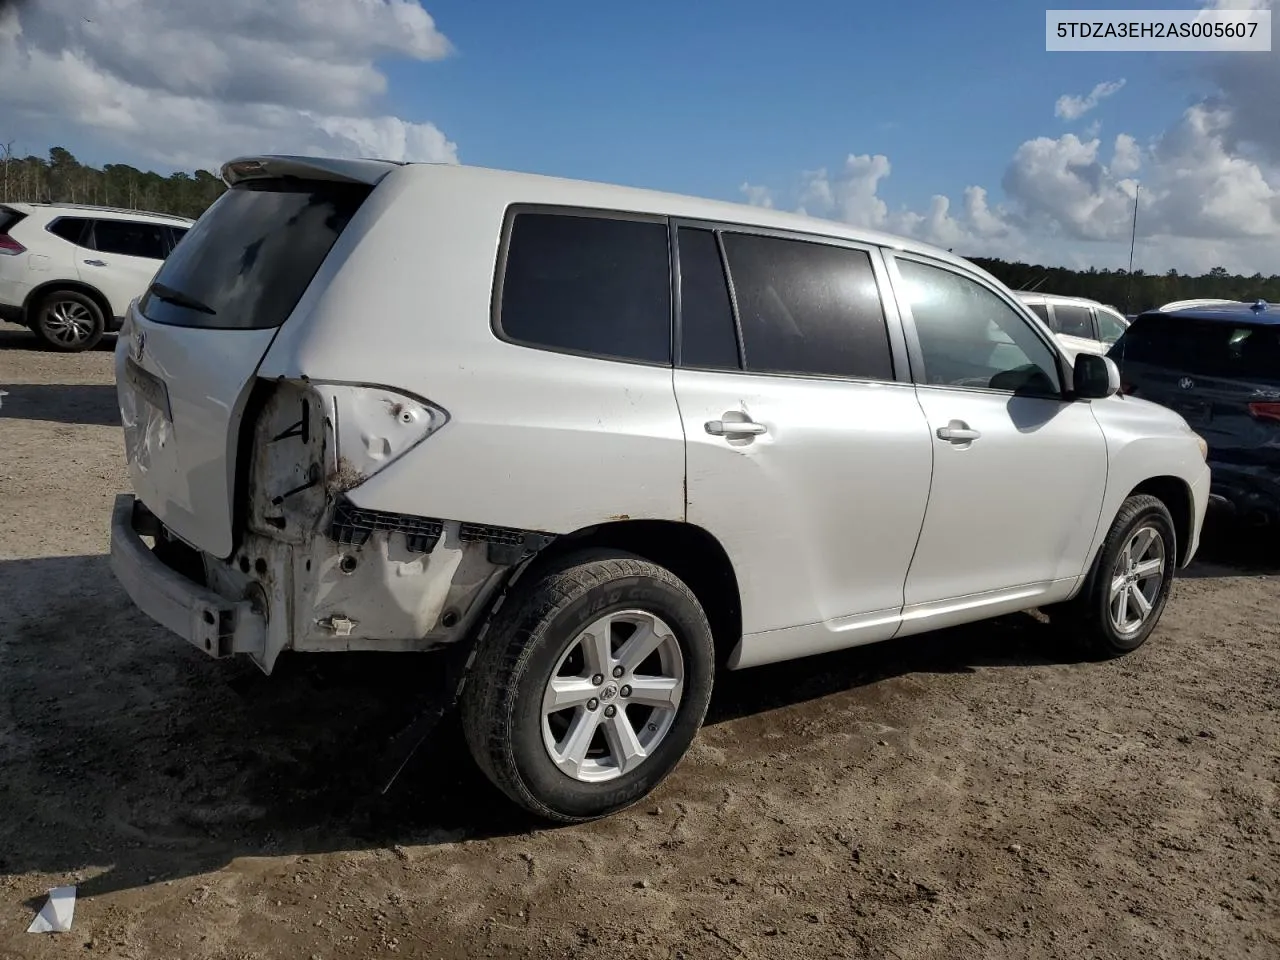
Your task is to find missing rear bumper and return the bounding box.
[109,494,266,660]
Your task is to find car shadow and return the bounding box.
[0,382,120,426]
[0,324,118,352]
[1179,515,1280,579]
[0,552,1099,903]
[0,543,1264,902]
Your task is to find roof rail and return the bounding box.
[26,201,193,222]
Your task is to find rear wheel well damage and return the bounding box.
[1131,476,1193,567]
[524,520,743,667]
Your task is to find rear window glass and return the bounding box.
[1112,314,1280,384]
[140,179,370,330]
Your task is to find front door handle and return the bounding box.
[705,418,767,437]
[937,421,981,443]
[83,259,106,267]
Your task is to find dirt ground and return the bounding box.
[1,321,1277,960]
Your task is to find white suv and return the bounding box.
[109,156,1211,823]
[0,202,193,351]
[1015,292,1129,362]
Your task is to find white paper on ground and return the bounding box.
[27,886,76,933]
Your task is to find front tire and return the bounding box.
[31,290,106,352]
[461,550,715,823]
[1062,494,1177,658]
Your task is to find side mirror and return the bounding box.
[1074,352,1120,399]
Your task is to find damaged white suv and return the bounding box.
[111,155,1211,823]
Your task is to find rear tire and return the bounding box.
[461,550,715,823]
[1057,494,1176,659]
[31,290,105,352]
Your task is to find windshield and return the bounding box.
[1111,314,1280,384]
[139,178,371,330]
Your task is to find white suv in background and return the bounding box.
[0,202,193,351]
[1016,292,1129,361]
[110,156,1210,823]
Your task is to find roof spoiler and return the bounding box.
[220,155,405,188]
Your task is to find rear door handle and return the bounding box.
[937,421,981,443]
[83,259,106,267]
[705,418,767,437]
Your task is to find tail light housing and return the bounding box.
[0,235,25,256]
[1248,401,1280,424]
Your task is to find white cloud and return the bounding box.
[1054,79,1126,121]
[740,182,774,208]
[0,0,458,170]
[743,0,1280,276]
[797,154,891,227]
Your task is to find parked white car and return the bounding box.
[110,156,1211,822]
[1015,292,1129,362]
[0,202,193,351]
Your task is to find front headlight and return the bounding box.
[1193,432,1209,461]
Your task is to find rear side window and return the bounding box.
[1054,303,1094,339]
[140,179,371,330]
[498,212,672,364]
[48,217,88,245]
[677,227,739,370]
[720,232,893,381]
[0,206,27,234]
[1112,315,1280,384]
[91,219,168,260]
[1025,302,1054,328]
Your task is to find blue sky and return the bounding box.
[382,0,1203,210]
[2,0,1277,273]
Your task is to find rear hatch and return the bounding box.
[1109,310,1280,466]
[115,158,391,558]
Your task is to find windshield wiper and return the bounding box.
[149,281,216,315]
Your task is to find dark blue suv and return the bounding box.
[1109,300,1280,527]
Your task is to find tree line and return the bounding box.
[970,258,1280,315]
[3,146,1276,310]
[1,144,226,220]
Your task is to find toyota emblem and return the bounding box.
[1179,377,1194,390]
[134,330,146,362]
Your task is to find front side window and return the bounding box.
[1096,308,1127,343]
[719,232,893,381]
[1054,303,1094,339]
[91,219,168,260]
[896,258,1061,396]
[498,212,671,364]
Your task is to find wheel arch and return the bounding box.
[521,519,743,667]
[1130,475,1194,567]
[22,280,114,328]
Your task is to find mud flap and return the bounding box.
[374,632,482,795]
[371,544,547,795]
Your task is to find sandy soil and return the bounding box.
[1,321,1277,960]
